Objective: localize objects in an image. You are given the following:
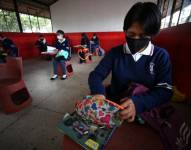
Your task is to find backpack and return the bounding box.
[141,104,191,150]
[129,83,191,150]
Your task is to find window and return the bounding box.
[29,15,40,32]
[159,0,191,29]
[170,0,183,26]
[38,17,52,33]
[161,0,171,29]
[0,9,7,31]
[161,15,171,28]
[162,0,170,18]
[0,9,20,32]
[20,13,52,33]
[0,0,53,33]
[20,13,32,32]
[178,0,191,24]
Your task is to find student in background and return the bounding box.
[88,2,173,122]
[50,30,70,80]
[80,33,92,62]
[91,33,105,56]
[91,33,100,54]
[0,44,7,63]
[81,33,90,49]
[35,35,47,52]
[0,34,18,57]
[78,47,90,64]
[35,35,51,60]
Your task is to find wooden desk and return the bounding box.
[63,122,164,150]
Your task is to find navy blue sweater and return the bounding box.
[1,38,18,57]
[55,39,70,60]
[88,45,173,114]
[55,39,69,51]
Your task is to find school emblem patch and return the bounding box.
[149,62,155,75]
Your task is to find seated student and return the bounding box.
[35,35,47,52]
[78,47,90,64]
[91,33,105,56]
[91,33,100,54]
[50,30,70,80]
[0,44,7,63]
[35,35,51,60]
[0,34,18,57]
[80,33,92,62]
[88,2,173,122]
[81,33,90,49]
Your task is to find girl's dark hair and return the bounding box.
[81,33,88,39]
[123,2,161,36]
[56,30,64,35]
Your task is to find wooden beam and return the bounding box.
[13,0,23,32]
[33,0,49,6]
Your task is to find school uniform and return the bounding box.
[80,37,92,62]
[91,37,100,53]
[1,38,18,57]
[91,37,100,46]
[88,42,173,114]
[81,37,90,50]
[53,39,70,75]
[35,39,47,52]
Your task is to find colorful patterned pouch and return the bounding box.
[75,95,123,128]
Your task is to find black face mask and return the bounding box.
[126,36,150,54]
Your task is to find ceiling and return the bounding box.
[0,0,58,18]
[23,0,58,7]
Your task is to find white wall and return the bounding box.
[50,0,157,33]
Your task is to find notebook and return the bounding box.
[57,112,117,150]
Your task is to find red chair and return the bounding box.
[57,61,74,77]
[0,57,32,113]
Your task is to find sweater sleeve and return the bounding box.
[131,50,173,114]
[88,49,115,95]
[65,40,69,50]
[55,41,59,50]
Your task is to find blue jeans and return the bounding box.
[52,59,66,75]
[9,47,18,57]
[91,44,99,53]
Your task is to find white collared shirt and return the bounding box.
[123,41,154,62]
[58,38,66,43]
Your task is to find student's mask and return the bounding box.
[126,36,150,54]
[57,35,63,40]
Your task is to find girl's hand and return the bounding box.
[120,98,136,122]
